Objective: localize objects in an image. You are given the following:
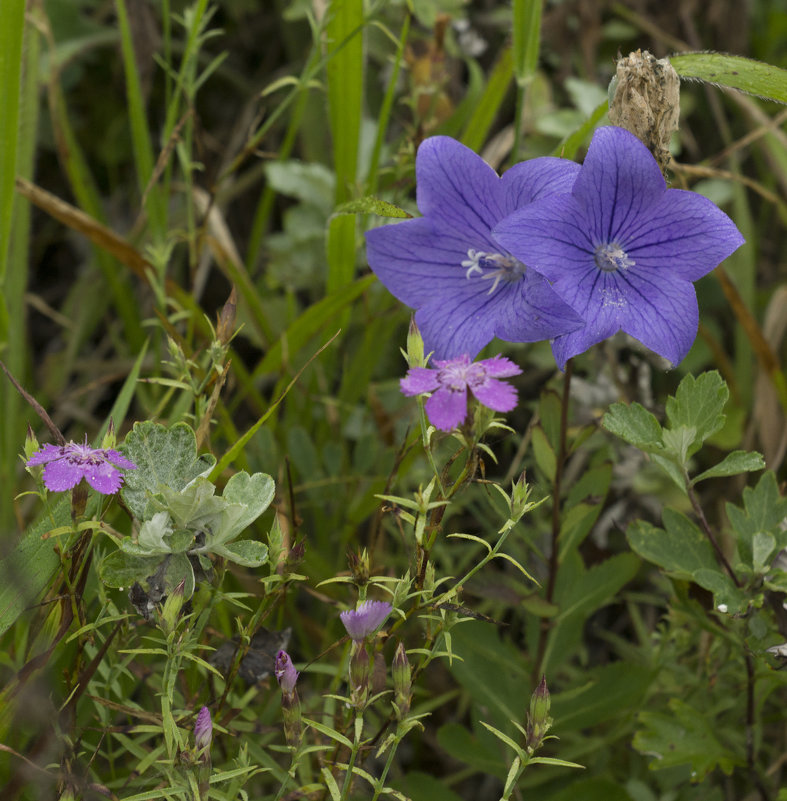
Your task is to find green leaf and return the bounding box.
[726,472,787,568]
[461,47,514,152]
[633,697,741,780]
[0,497,71,636]
[662,425,696,467]
[664,371,728,453]
[531,426,556,482]
[602,401,663,451]
[512,0,542,86]
[691,568,748,614]
[121,422,216,520]
[436,722,507,778]
[98,550,161,589]
[626,510,717,578]
[212,540,269,568]
[335,196,411,218]
[670,52,787,105]
[210,471,275,545]
[550,662,655,731]
[157,477,225,531]
[692,450,765,484]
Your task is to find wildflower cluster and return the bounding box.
[367,126,744,430]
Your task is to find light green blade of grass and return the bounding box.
[0,0,24,291]
[0,13,41,536]
[47,74,144,350]
[461,47,514,153]
[513,0,542,86]
[326,0,364,293]
[670,52,787,105]
[115,0,167,241]
[366,14,411,196]
[95,340,150,445]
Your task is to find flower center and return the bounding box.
[461,249,526,294]
[594,242,635,273]
[439,361,486,391]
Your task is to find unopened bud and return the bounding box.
[526,675,552,754]
[347,548,370,586]
[159,579,186,634]
[24,425,40,461]
[405,317,425,368]
[349,641,371,708]
[194,706,213,761]
[510,471,531,523]
[392,642,411,719]
[101,419,117,450]
[216,286,237,347]
[275,650,299,696]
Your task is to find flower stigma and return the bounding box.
[594,242,635,273]
[461,249,526,294]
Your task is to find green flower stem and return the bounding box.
[370,725,405,801]
[339,713,364,801]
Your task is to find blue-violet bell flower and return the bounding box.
[401,353,521,431]
[27,440,137,494]
[493,126,745,368]
[340,600,392,641]
[365,136,584,360]
[194,706,213,754]
[275,650,299,695]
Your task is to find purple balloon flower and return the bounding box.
[401,353,522,431]
[340,600,392,641]
[274,650,299,695]
[27,440,137,494]
[365,136,584,360]
[493,126,745,368]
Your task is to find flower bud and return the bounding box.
[101,418,117,450]
[194,706,213,761]
[525,675,553,754]
[348,641,371,708]
[405,317,426,368]
[159,578,186,635]
[392,642,411,719]
[24,424,40,461]
[275,650,299,696]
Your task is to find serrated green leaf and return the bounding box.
[662,425,696,467]
[121,422,216,520]
[158,476,225,531]
[670,52,787,105]
[691,568,748,615]
[726,472,787,569]
[335,196,411,218]
[602,401,663,451]
[209,471,275,545]
[664,371,728,454]
[626,510,717,577]
[212,540,269,568]
[634,697,741,779]
[692,450,765,484]
[651,453,687,492]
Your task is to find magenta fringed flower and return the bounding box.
[27,440,137,494]
[400,353,522,431]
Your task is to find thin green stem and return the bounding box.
[339,714,364,801]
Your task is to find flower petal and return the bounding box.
[83,461,124,494]
[571,126,667,243]
[415,137,505,242]
[625,188,745,281]
[400,367,440,395]
[478,355,522,378]
[425,387,469,431]
[103,449,137,470]
[366,217,480,309]
[471,377,518,412]
[27,443,64,466]
[42,459,83,491]
[617,272,699,365]
[501,157,580,212]
[493,194,595,287]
